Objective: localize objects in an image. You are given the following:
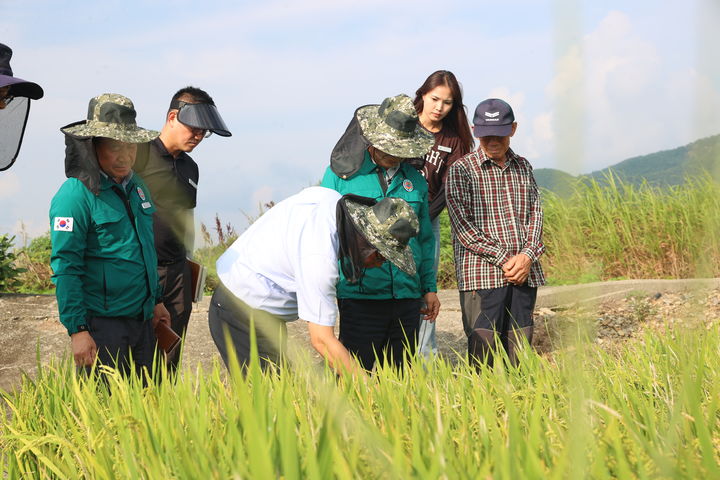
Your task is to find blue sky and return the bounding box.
[2,0,719,242]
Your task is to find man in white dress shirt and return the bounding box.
[209,186,420,375]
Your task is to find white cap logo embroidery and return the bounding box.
[485,111,500,118]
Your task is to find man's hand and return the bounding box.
[71,331,97,367]
[420,292,440,322]
[152,303,171,328]
[307,322,365,377]
[502,253,532,285]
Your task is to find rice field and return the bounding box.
[437,175,720,288]
[542,174,720,284]
[2,321,719,479]
[3,175,720,478]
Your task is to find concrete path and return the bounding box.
[535,278,720,308]
[434,278,720,322]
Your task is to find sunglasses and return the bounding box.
[172,101,213,138]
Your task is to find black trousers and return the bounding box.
[338,297,421,371]
[158,260,192,369]
[208,284,287,372]
[85,313,157,378]
[459,284,537,368]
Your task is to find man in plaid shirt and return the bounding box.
[446,98,545,368]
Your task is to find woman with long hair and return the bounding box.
[413,70,474,357]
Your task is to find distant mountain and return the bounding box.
[533,168,577,196]
[534,133,720,193]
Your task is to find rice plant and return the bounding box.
[2,321,719,479]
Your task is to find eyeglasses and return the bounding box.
[0,94,14,107]
[172,100,214,138]
[187,125,212,139]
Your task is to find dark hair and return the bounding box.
[168,86,215,112]
[413,70,474,154]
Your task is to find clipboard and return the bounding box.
[187,258,207,303]
[154,321,181,359]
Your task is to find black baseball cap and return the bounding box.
[472,98,514,137]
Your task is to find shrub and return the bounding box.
[14,232,54,293]
[195,214,240,293]
[0,234,24,292]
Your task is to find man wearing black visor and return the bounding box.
[134,86,231,369]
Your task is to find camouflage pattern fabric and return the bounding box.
[61,93,159,143]
[355,94,434,159]
[345,196,419,275]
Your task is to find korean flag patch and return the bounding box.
[53,217,74,232]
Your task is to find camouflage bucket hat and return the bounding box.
[355,94,435,159]
[345,196,419,276]
[61,93,159,143]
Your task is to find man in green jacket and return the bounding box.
[50,93,170,376]
[321,94,439,370]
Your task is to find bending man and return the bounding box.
[209,186,419,375]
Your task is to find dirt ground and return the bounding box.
[1,287,719,391]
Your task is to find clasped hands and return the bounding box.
[502,253,532,285]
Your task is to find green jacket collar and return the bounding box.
[99,170,135,191]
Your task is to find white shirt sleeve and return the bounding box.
[295,252,339,326]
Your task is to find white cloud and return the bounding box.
[486,87,526,112]
[543,10,716,173]
[688,70,720,139]
[0,172,21,199]
[520,112,554,166]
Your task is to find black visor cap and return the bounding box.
[175,102,232,137]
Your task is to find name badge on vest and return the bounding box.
[438,145,452,153]
[141,202,152,209]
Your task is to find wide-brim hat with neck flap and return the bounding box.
[344,195,419,276]
[355,94,434,159]
[61,93,158,143]
[0,43,44,100]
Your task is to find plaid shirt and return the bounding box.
[446,148,546,290]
